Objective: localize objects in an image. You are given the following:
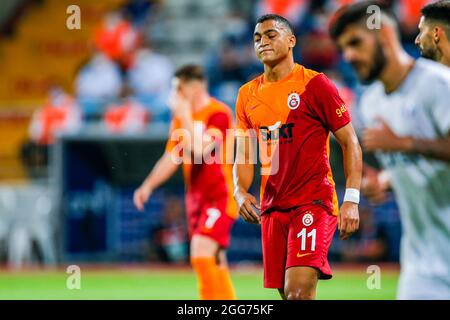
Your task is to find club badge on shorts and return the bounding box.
[287,91,301,110]
[302,212,314,226]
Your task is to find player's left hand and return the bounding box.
[167,91,191,119]
[362,119,412,152]
[338,202,359,240]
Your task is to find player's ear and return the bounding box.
[433,26,442,44]
[289,34,296,49]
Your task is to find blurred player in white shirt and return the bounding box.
[330,1,450,299]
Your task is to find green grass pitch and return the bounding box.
[0,266,399,300]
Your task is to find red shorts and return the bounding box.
[261,205,338,289]
[187,200,236,248]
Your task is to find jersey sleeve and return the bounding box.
[235,87,252,136]
[308,74,351,132]
[429,76,450,137]
[206,111,231,143]
[165,118,181,153]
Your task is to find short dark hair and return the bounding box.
[174,64,206,82]
[256,14,295,34]
[329,0,396,39]
[421,0,450,27]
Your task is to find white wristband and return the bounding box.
[343,188,360,204]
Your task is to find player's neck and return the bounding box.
[380,50,414,94]
[439,44,450,68]
[263,58,295,82]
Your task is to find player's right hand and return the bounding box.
[133,185,152,212]
[234,189,261,224]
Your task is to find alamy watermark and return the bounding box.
[366,265,381,290]
[168,122,280,176]
[367,5,381,30]
[66,265,81,290]
[66,5,81,30]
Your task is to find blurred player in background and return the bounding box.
[415,0,450,67]
[330,1,450,299]
[133,65,237,300]
[233,14,362,300]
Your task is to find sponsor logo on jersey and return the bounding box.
[259,122,295,141]
[336,104,348,117]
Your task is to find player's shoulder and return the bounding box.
[286,63,325,89]
[361,80,384,99]
[238,74,263,97]
[290,65,337,95]
[415,58,450,86]
[416,58,450,75]
[209,97,231,111]
[357,80,385,122]
[207,98,233,118]
[298,64,321,84]
[359,81,384,108]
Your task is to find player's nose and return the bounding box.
[342,47,359,64]
[260,35,271,46]
[414,34,420,47]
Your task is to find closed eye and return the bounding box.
[347,37,362,48]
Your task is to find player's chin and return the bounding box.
[420,50,435,60]
[356,69,372,83]
[259,55,279,65]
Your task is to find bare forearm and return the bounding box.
[334,124,363,190]
[402,136,450,162]
[142,153,179,191]
[342,141,363,189]
[233,136,256,193]
[233,160,260,225]
[233,163,254,193]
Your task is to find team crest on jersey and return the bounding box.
[302,212,313,226]
[287,91,301,110]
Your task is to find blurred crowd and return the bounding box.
[26,0,430,144]
[29,2,172,144]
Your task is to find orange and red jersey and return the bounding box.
[165,98,238,220]
[235,64,351,216]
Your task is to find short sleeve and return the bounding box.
[206,111,231,144]
[430,76,450,137]
[165,118,182,153]
[308,74,351,132]
[235,87,252,136]
[207,111,230,136]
